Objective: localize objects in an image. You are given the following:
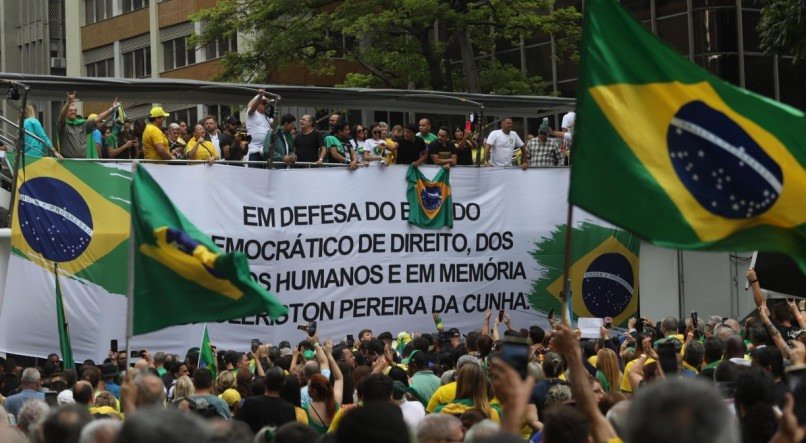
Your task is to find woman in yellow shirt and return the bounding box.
[185,124,218,161]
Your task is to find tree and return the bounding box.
[757,0,806,63]
[191,0,580,94]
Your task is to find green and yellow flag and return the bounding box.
[407,165,453,229]
[571,0,806,272]
[529,222,639,327]
[11,156,130,295]
[130,165,287,335]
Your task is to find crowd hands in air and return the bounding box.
[21,89,575,170]
[1,269,802,443]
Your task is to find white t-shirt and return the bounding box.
[486,129,524,167]
[246,111,271,155]
[363,138,387,166]
[399,399,426,430]
[561,111,576,130]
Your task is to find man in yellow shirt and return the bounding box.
[142,107,173,160]
[185,124,218,162]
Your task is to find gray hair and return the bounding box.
[544,384,573,406]
[714,324,736,342]
[79,418,122,443]
[134,374,166,407]
[456,354,480,371]
[626,378,738,443]
[440,369,455,386]
[21,367,41,384]
[17,399,49,435]
[464,419,500,443]
[168,123,180,131]
[606,399,631,437]
[415,414,462,443]
[528,361,545,382]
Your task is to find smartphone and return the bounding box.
[346,334,355,348]
[498,310,505,322]
[635,318,644,333]
[251,339,260,353]
[45,391,58,407]
[501,336,530,379]
[604,317,613,328]
[547,308,554,320]
[130,350,144,358]
[657,342,678,374]
[111,339,118,353]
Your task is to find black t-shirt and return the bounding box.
[219,132,234,157]
[428,139,458,163]
[236,395,296,434]
[455,140,475,166]
[394,136,426,165]
[295,130,325,162]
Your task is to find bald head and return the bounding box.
[73,380,94,405]
[723,319,741,334]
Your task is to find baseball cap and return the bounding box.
[149,106,170,118]
[448,328,461,337]
[219,388,241,406]
[225,115,241,125]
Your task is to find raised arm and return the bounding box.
[94,98,120,123]
[325,339,344,405]
[312,335,329,372]
[482,309,492,337]
[787,299,806,330]
[248,89,265,114]
[554,324,619,443]
[59,91,77,124]
[760,304,790,359]
[747,268,765,308]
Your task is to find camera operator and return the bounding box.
[221,115,247,162]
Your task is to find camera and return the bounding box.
[236,131,252,142]
[297,321,317,337]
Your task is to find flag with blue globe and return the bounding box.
[528,222,640,327]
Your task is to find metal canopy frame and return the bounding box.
[0,74,575,118]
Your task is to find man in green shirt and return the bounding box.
[264,113,296,168]
[325,120,358,170]
[408,350,440,404]
[417,118,437,144]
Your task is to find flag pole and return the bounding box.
[561,203,575,326]
[125,161,138,355]
[53,262,75,369]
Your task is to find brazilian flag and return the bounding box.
[529,223,639,327]
[571,0,806,272]
[131,166,288,335]
[11,155,130,295]
[406,165,453,229]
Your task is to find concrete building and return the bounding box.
[0,0,67,134]
[65,0,237,121]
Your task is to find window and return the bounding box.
[123,47,151,78]
[168,107,198,128]
[207,105,232,125]
[205,36,237,60]
[122,0,148,13]
[86,58,115,77]
[163,37,196,71]
[85,0,113,25]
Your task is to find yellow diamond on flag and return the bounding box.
[546,235,639,326]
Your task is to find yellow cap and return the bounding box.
[149,106,170,118]
[87,113,98,121]
[219,388,241,406]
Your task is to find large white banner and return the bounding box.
[0,164,590,361]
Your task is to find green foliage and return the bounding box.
[192,0,581,93]
[477,60,550,95]
[757,0,806,63]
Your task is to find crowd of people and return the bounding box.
[0,269,804,443]
[20,89,574,168]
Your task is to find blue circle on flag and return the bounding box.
[420,186,443,211]
[582,253,634,318]
[666,100,783,219]
[18,177,93,262]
